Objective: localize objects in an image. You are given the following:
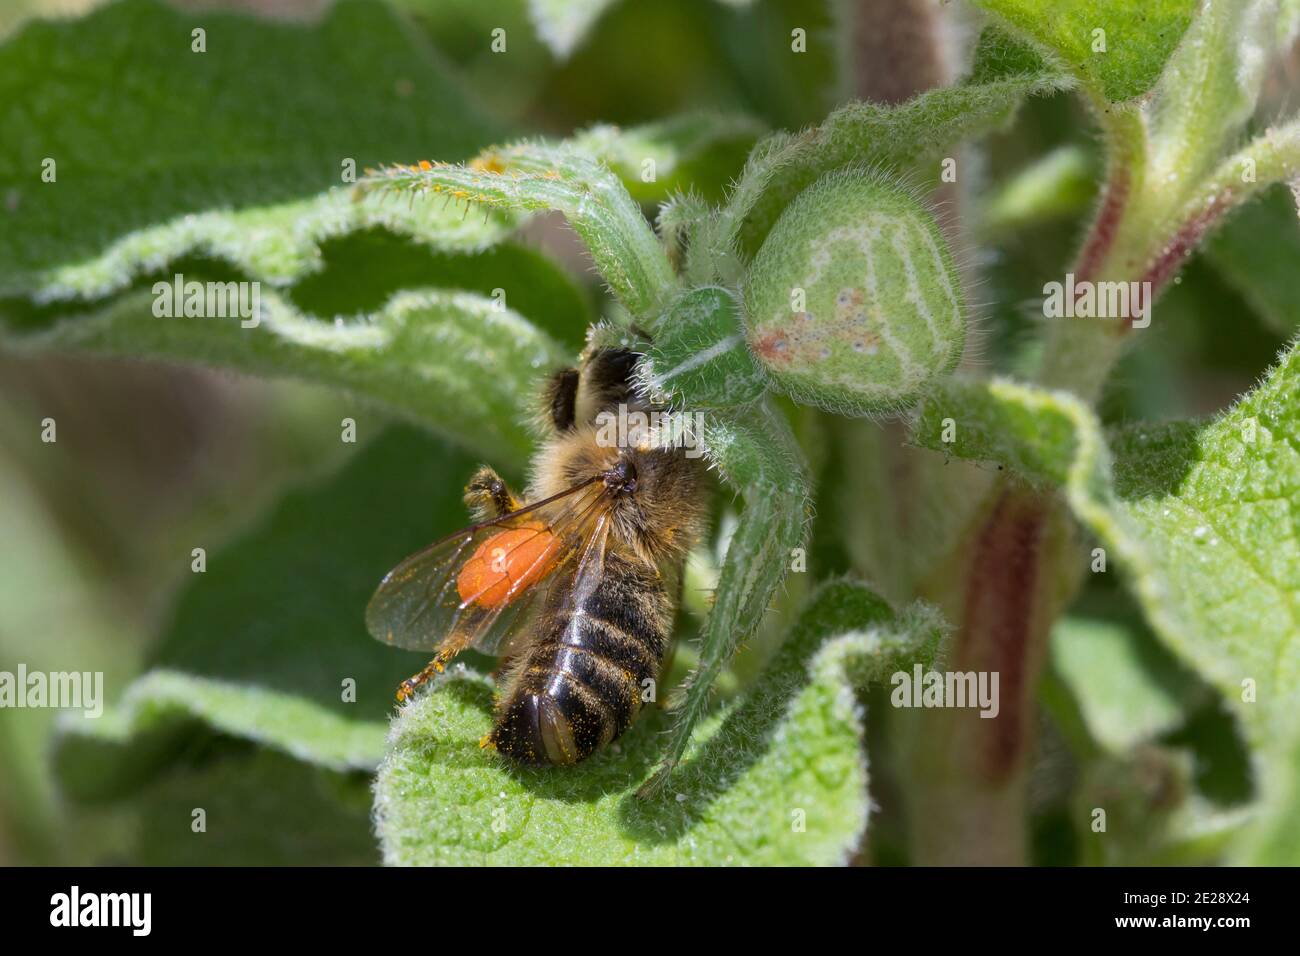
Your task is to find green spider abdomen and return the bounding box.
[743,167,967,417]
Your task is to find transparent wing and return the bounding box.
[365,476,612,664]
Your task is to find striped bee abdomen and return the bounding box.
[491,553,671,766]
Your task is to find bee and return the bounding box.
[365,346,707,765]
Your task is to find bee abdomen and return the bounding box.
[492,571,668,766]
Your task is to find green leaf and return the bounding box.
[982,145,1096,235]
[972,0,1197,103]
[363,140,674,318]
[1204,186,1300,336]
[0,0,594,439]
[128,747,378,866]
[0,0,507,299]
[2,287,567,464]
[527,0,620,59]
[1242,729,1300,864]
[54,671,387,804]
[15,188,521,306]
[1147,0,1281,194]
[374,581,946,865]
[1049,611,1206,755]
[912,340,1300,829]
[570,112,763,204]
[52,425,483,803]
[702,28,1070,268]
[1049,2,1300,349]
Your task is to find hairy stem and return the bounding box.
[1033,105,1146,402]
[841,0,953,105]
[906,482,1074,864]
[940,107,1145,860]
[1037,88,1300,402]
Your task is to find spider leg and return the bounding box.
[638,402,810,797]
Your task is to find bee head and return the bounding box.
[602,457,637,494]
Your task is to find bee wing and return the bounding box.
[492,505,616,662]
[364,476,612,661]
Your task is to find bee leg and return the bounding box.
[395,653,448,704]
[464,466,522,520]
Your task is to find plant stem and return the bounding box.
[1033,105,1147,402]
[909,105,1145,861]
[906,483,1073,865]
[842,0,953,106]
[1037,116,1300,403]
[902,0,1300,868]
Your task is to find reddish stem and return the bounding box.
[1141,195,1234,294]
[908,484,1060,865]
[1073,165,1132,286]
[955,484,1052,782]
[1076,169,1238,334]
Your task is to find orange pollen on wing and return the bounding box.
[456,527,560,608]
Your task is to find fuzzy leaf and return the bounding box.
[913,345,1300,750]
[570,113,763,204]
[2,287,566,463]
[0,0,592,445]
[1147,0,1282,198]
[912,341,1300,858]
[15,188,522,306]
[0,0,507,300]
[54,671,388,804]
[52,425,483,803]
[972,0,1197,103]
[1049,612,1206,755]
[374,581,945,866]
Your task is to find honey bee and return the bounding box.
[366,346,707,765]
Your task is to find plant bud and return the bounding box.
[743,168,965,415]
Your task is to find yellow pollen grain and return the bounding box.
[471,153,506,174]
